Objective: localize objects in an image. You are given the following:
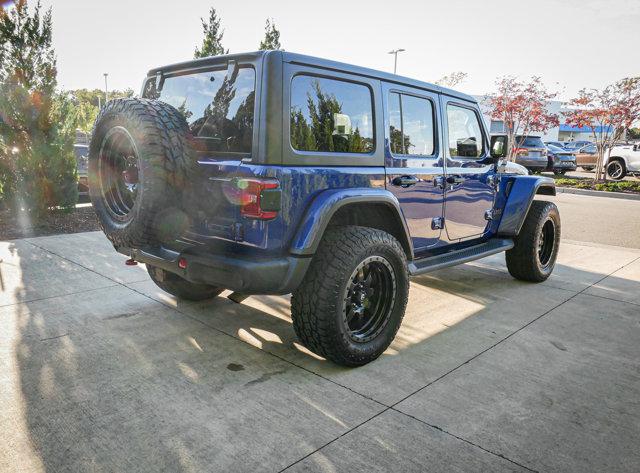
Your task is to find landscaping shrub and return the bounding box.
[0,1,78,215]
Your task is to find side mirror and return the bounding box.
[490,135,508,159]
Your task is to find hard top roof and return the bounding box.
[147,50,476,103]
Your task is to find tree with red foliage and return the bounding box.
[564,77,640,181]
[487,76,559,162]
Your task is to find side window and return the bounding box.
[446,105,485,158]
[290,75,374,154]
[388,92,435,156]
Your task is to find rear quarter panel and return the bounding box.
[233,164,386,254]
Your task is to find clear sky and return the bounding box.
[35,0,639,99]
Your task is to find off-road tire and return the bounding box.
[89,98,193,248]
[146,265,223,301]
[291,226,409,367]
[506,200,560,282]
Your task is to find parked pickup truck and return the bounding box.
[89,51,560,366]
[606,143,640,179]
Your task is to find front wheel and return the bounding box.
[506,200,560,282]
[553,170,566,176]
[146,265,224,301]
[606,160,626,180]
[291,226,409,367]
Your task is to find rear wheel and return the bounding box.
[606,159,626,180]
[553,170,566,176]
[291,226,409,367]
[146,265,223,301]
[506,200,560,282]
[582,166,594,172]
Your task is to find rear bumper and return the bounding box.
[552,162,577,172]
[515,157,547,169]
[117,245,311,295]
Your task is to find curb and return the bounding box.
[556,186,640,201]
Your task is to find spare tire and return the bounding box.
[88,98,193,248]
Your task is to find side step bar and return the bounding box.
[408,238,514,276]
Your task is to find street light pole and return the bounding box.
[388,48,405,74]
[103,73,109,103]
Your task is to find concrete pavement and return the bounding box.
[1,226,639,472]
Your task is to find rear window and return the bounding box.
[143,67,255,154]
[290,75,374,154]
[517,136,544,148]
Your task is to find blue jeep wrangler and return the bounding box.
[89,51,560,366]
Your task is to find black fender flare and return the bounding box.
[289,188,413,257]
[497,175,556,236]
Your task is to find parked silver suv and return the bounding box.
[513,136,548,172]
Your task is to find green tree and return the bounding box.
[0,0,78,213]
[259,18,281,50]
[70,87,134,132]
[194,7,228,58]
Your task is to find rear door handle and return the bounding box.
[392,175,419,187]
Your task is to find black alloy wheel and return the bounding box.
[537,219,556,269]
[343,255,396,343]
[98,126,141,222]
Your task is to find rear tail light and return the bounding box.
[515,148,528,156]
[237,178,281,220]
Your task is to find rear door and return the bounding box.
[383,84,445,253]
[441,99,496,241]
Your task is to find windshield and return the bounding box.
[143,66,255,154]
[547,144,564,152]
[516,136,544,148]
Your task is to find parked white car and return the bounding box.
[606,143,640,179]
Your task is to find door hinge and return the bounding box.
[431,217,445,230]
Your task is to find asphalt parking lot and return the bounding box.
[2,197,639,472]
